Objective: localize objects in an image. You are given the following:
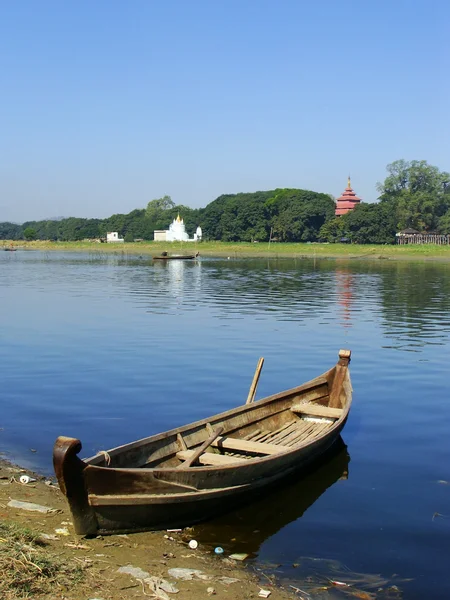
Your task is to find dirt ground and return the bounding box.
[0,459,295,600]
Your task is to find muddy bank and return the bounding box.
[0,458,295,600]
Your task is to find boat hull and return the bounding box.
[89,435,345,533]
[53,350,352,535]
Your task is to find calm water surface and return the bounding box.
[1,250,449,599]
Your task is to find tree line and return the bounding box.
[1,160,449,244]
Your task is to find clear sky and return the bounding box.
[0,0,448,223]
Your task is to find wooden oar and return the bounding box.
[246,357,264,404]
[178,426,224,468]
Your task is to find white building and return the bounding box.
[106,231,124,243]
[154,215,202,242]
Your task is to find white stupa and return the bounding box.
[154,215,203,242]
[167,214,189,241]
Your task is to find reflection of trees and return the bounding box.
[376,262,450,349]
[193,440,350,555]
[114,258,346,320]
[203,259,341,320]
[86,256,450,350]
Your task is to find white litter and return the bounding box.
[168,568,211,581]
[7,499,57,514]
[19,475,36,484]
[118,565,150,579]
[117,565,179,597]
[39,533,59,541]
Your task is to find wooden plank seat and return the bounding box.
[290,403,343,419]
[176,450,248,466]
[176,435,286,466]
[211,436,284,455]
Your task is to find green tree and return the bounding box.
[199,191,273,241]
[0,222,22,240]
[319,217,345,242]
[377,160,450,231]
[268,189,335,242]
[23,227,37,240]
[145,195,175,221]
[344,203,397,244]
[438,210,450,234]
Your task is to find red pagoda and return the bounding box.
[335,177,362,216]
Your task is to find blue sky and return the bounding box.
[0,0,448,222]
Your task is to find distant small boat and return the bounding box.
[152,251,199,261]
[53,349,352,535]
[3,247,16,252]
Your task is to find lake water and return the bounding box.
[1,250,449,599]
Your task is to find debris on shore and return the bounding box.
[0,459,293,599]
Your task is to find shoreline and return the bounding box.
[4,239,450,262]
[0,455,295,600]
[0,454,413,598]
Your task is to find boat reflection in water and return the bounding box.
[192,439,350,556]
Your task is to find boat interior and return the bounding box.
[87,364,351,471]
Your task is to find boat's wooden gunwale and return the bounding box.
[85,372,332,467]
[87,430,349,509]
[84,400,351,482]
[82,425,347,504]
[84,402,350,480]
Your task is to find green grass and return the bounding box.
[0,522,84,599]
[4,239,450,261]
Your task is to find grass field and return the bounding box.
[3,239,450,261]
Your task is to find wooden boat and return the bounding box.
[53,349,352,535]
[152,251,199,260]
[3,247,17,251]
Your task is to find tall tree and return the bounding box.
[0,222,22,240]
[319,217,345,242]
[344,203,397,244]
[268,189,335,242]
[377,160,450,231]
[145,195,175,221]
[23,227,37,240]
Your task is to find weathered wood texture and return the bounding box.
[176,450,247,465]
[291,404,343,419]
[212,436,284,455]
[178,426,224,468]
[53,349,352,534]
[246,357,264,404]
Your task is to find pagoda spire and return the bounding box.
[335,177,362,216]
